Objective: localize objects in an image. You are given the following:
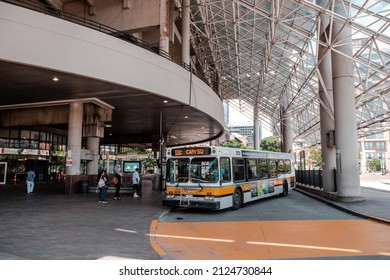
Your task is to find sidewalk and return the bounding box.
[0,180,166,260]
[296,174,390,224]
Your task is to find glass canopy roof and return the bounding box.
[185,0,390,146]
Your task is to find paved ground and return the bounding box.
[152,187,390,260]
[320,174,390,222]
[0,181,165,260]
[0,174,389,260]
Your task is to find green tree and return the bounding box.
[308,147,322,168]
[368,158,381,172]
[260,136,281,152]
[221,140,246,149]
[142,150,156,172]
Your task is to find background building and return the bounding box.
[227,125,261,147]
[359,132,390,174]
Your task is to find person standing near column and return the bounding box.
[132,168,141,197]
[98,169,108,203]
[113,167,123,200]
[26,168,36,194]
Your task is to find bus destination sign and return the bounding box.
[172,147,211,156]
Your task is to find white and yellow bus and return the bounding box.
[163,146,295,210]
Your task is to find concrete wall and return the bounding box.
[0,2,224,128]
[0,106,69,127]
[64,0,160,33]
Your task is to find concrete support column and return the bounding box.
[332,3,361,198]
[253,120,260,150]
[66,102,83,175]
[159,0,170,53]
[181,0,190,66]
[86,137,100,175]
[318,28,337,193]
[281,109,293,153]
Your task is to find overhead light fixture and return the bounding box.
[184,116,188,119]
[52,77,59,82]
[163,100,168,103]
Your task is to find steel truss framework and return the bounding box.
[186,0,390,146]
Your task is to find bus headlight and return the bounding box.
[204,196,215,201]
[166,194,175,199]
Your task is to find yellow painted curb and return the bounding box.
[149,219,168,258]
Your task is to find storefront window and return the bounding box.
[0,128,69,183]
[40,132,46,141]
[20,139,30,148]
[20,130,30,139]
[39,142,51,150]
[31,131,39,140]
[0,138,9,147]
[9,139,19,148]
[0,128,10,138]
[30,140,39,149]
[10,129,19,138]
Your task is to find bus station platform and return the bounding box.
[0,174,389,260]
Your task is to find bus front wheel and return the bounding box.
[231,188,242,210]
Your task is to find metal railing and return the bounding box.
[2,0,215,92]
[295,169,323,189]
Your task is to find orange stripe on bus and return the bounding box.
[166,186,237,196]
[165,176,296,197]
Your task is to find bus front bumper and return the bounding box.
[162,199,220,210]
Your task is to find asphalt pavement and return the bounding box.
[0,174,389,260]
[296,174,390,223]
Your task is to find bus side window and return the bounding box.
[232,158,245,182]
[278,159,285,175]
[259,158,268,178]
[220,157,231,182]
[285,159,291,173]
[246,159,258,181]
[269,159,277,178]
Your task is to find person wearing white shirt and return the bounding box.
[132,168,141,197]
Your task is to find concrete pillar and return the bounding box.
[253,121,260,150]
[86,137,100,175]
[159,0,170,53]
[181,0,190,66]
[66,102,83,175]
[281,108,293,153]
[332,2,361,199]
[318,22,337,193]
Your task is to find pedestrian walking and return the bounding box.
[132,168,141,197]
[26,168,36,193]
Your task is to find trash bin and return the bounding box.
[78,180,89,194]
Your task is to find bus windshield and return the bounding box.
[166,158,189,183]
[190,157,219,183]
